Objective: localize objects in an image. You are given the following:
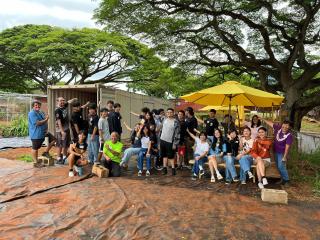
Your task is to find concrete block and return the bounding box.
[261,188,288,204]
[92,165,109,178]
[38,156,54,166]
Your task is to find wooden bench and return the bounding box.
[189,159,281,180]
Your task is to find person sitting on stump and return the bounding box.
[68,131,88,177]
[102,132,123,177]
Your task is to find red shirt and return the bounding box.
[250,137,272,159]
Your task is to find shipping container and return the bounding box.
[47,84,172,138]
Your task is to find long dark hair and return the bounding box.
[141,125,150,137]
[251,115,261,128]
[212,129,224,150]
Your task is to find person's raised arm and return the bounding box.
[186,128,196,140]
[67,98,78,105]
[263,119,273,128]
[196,116,204,124]
[81,101,90,109]
[123,121,132,132]
[194,128,200,134]
[130,111,140,117]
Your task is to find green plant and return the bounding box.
[1,115,28,137]
[17,154,33,163]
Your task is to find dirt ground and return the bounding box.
[0,147,318,203]
[0,149,319,240]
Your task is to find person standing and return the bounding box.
[160,108,180,176]
[28,100,55,167]
[70,100,90,143]
[197,109,219,144]
[264,119,293,186]
[108,103,122,138]
[87,103,99,164]
[185,107,198,162]
[55,97,73,164]
[98,108,111,162]
[177,110,187,168]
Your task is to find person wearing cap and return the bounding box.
[28,100,56,167]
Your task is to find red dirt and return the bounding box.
[0,157,319,239]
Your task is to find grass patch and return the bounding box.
[17,154,33,163]
[289,141,320,196]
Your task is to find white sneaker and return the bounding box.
[217,173,223,180]
[262,178,268,185]
[146,170,150,176]
[210,176,216,183]
[241,181,246,185]
[248,171,254,179]
[258,182,264,189]
[68,171,74,177]
[138,170,142,176]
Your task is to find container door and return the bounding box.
[99,87,115,109]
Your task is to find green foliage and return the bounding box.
[17,154,33,163]
[1,115,28,137]
[0,24,178,94]
[288,141,320,195]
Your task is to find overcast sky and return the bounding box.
[0,0,100,31]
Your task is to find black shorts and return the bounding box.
[31,139,45,150]
[160,140,175,159]
[55,130,71,148]
[45,132,56,143]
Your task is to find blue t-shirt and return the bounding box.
[28,110,47,139]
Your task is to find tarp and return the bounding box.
[0,158,319,239]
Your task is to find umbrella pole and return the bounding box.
[228,95,232,132]
[236,105,240,129]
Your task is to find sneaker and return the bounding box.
[63,157,68,165]
[281,180,290,186]
[199,169,205,179]
[232,177,240,182]
[186,165,192,170]
[138,170,142,176]
[241,180,246,185]
[69,171,74,177]
[217,173,223,180]
[42,152,51,158]
[156,166,163,171]
[210,176,216,183]
[247,171,254,179]
[262,177,268,186]
[225,180,231,185]
[191,174,197,180]
[258,182,264,189]
[172,168,176,176]
[162,167,167,175]
[56,159,64,165]
[146,170,150,176]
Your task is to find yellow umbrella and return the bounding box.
[181,81,284,129]
[199,105,250,112]
[181,81,284,107]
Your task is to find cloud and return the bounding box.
[0,0,99,30]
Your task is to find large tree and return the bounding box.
[0,24,174,93]
[95,0,320,130]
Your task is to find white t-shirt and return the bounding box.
[98,117,110,141]
[240,137,254,154]
[141,136,150,149]
[194,138,209,156]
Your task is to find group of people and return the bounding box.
[28,98,293,189]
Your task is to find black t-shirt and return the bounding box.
[71,109,85,131]
[185,116,198,137]
[55,103,69,131]
[88,114,99,135]
[130,130,141,148]
[204,118,219,136]
[76,141,88,152]
[179,119,187,144]
[109,111,122,135]
[224,137,239,157]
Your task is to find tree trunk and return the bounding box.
[282,86,303,131]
